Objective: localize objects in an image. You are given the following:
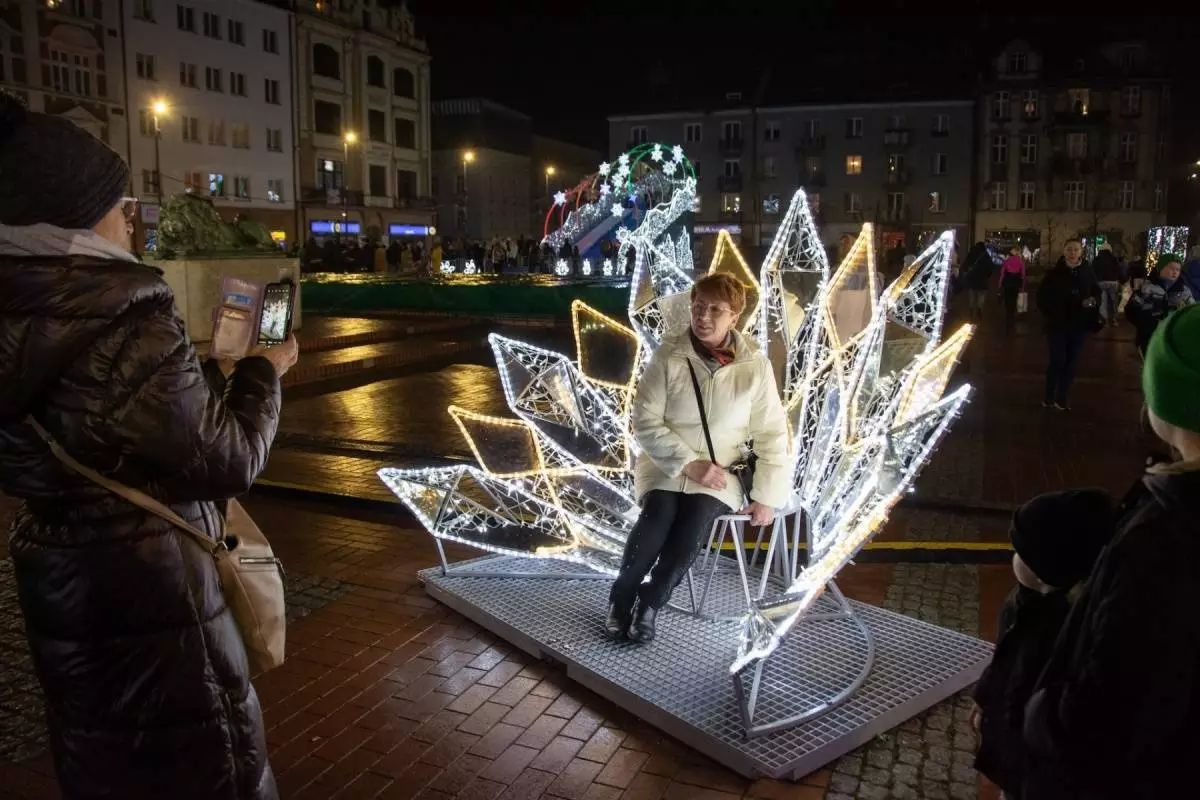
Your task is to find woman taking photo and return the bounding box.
[606,273,792,642]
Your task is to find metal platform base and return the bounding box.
[420,555,992,780]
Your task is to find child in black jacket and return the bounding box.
[973,488,1115,798]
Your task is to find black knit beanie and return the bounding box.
[1011,488,1115,589]
[0,91,130,230]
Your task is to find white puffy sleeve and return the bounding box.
[747,358,793,508]
[631,347,697,479]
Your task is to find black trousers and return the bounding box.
[609,490,729,612]
[1001,273,1022,332]
[1044,329,1086,405]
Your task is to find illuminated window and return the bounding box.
[208,173,226,197]
[845,155,862,175]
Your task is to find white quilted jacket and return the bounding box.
[632,329,793,511]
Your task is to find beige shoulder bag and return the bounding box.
[26,416,286,674]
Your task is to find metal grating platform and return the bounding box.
[421,555,993,780]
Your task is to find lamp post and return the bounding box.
[544,165,556,197]
[150,99,168,204]
[461,149,475,235]
[342,131,357,234]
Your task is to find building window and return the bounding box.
[886,192,905,218]
[1067,132,1087,159]
[137,109,154,136]
[763,121,781,142]
[176,4,195,32]
[723,159,740,178]
[397,169,417,199]
[393,118,415,148]
[141,168,159,194]
[722,120,741,143]
[845,154,862,175]
[1022,90,1039,119]
[227,19,244,45]
[132,0,154,21]
[135,52,155,80]
[230,72,246,96]
[887,153,905,175]
[367,109,387,142]
[366,55,385,88]
[763,193,780,214]
[804,156,821,179]
[179,61,196,88]
[1068,88,1090,115]
[1155,132,1168,165]
[267,179,284,203]
[202,11,220,39]
[683,122,702,143]
[262,28,278,54]
[990,182,1007,211]
[1153,182,1165,211]
[932,113,949,135]
[887,114,906,130]
[317,159,343,191]
[47,50,93,97]
[204,66,222,92]
[762,156,776,178]
[1019,182,1035,211]
[231,123,250,149]
[629,125,647,145]
[181,115,199,142]
[455,173,464,194]
[1120,46,1137,71]
[368,165,387,196]
[988,90,1008,118]
[1119,132,1137,163]
[264,78,280,105]
[1020,134,1038,164]
[931,152,947,175]
[313,100,341,135]
[208,172,226,197]
[991,134,1007,164]
[393,67,414,98]
[312,43,340,79]
[1118,181,1135,210]
[207,119,225,146]
[266,128,283,152]
[844,192,861,213]
[1064,180,1085,211]
[804,119,820,139]
[1121,86,1141,115]
[721,194,741,214]
[928,191,944,213]
[845,117,862,138]
[183,171,203,192]
[1007,50,1027,73]
[233,176,250,200]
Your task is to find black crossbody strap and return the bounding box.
[686,360,718,464]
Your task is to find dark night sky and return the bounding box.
[407,0,1184,151]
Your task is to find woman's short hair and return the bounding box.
[691,273,747,314]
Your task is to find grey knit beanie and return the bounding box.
[0,91,131,230]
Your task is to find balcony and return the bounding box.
[883,207,908,223]
[719,137,744,155]
[717,174,743,192]
[719,205,743,220]
[395,195,438,211]
[794,134,827,152]
[1052,108,1111,127]
[884,168,911,186]
[882,128,912,148]
[300,186,365,206]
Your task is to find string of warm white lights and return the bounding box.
[379,142,973,681]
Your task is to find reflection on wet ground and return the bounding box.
[303,272,630,289]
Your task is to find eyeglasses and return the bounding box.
[120,197,140,222]
[691,301,735,320]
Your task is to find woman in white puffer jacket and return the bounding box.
[606,273,793,642]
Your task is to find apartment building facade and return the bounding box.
[123,0,295,244]
[0,0,127,160]
[293,0,433,242]
[975,39,1170,259]
[608,99,974,257]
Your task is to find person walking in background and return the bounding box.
[1037,239,1099,411]
[998,246,1027,334]
[1125,254,1193,356]
[430,238,443,274]
[962,242,997,321]
[0,92,293,799]
[1022,305,1200,798]
[1181,244,1200,301]
[1092,243,1121,326]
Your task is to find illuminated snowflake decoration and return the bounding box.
[462,259,478,275]
[553,191,568,207]
[554,259,571,276]
[381,144,973,684]
[439,261,456,275]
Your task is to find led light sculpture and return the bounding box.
[380,143,973,735]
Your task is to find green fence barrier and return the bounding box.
[301,275,632,320]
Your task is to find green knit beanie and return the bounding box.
[1144,304,1200,433]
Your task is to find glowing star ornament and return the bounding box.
[651,144,664,162]
[600,183,611,197]
[661,160,678,177]
[671,144,684,161]
[598,161,611,176]
[611,204,625,218]
[553,191,568,206]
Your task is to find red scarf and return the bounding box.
[690,330,736,367]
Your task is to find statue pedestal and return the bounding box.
[147,257,302,343]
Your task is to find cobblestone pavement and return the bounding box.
[1,493,1013,799]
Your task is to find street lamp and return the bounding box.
[461,149,475,235]
[545,165,556,197]
[342,131,357,233]
[150,98,169,204]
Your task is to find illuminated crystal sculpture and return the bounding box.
[380,143,973,710]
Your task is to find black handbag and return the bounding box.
[686,360,755,505]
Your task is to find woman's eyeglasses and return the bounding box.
[691,302,734,320]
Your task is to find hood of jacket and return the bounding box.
[1142,468,1200,515]
[0,254,173,424]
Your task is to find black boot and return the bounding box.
[604,605,631,640]
[628,602,658,643]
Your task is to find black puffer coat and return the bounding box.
[0,254,281,799]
